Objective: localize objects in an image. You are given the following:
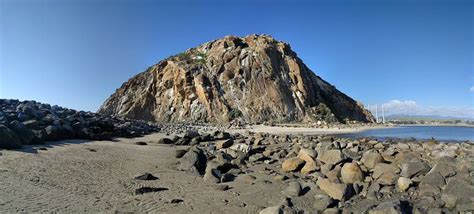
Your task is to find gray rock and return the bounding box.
[361,150,383,169]
[372,163,400,185]
[215,139,233,149]
[158,137,174,144]
[400,159,430,178]
[368,201,403,214]
[0,125,22,149]
[8,120,35,144]
[316,178,355,201]
[177,147,207,175]
[442,177,474,211]
[419,171,445,194]
[318,149,344,165]
[313,194,334,210]
[282,181,302,197]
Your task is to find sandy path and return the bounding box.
[0,133,316,213]
[231,124,390,135]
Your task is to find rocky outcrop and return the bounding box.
[98,34,374,124]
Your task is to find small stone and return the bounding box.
[259,205,283,214]
[340,162,363,184]
[282,181,302,197]
[397,177,412,192]
[135,187,168,195]
[274,175,289,181]
[170,199,184,204]
[216,139,233,149]
[281,157,305,172]
[214,184,230,191]
[135,141,147,145]
[135,173,158,180]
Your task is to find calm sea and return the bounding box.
[336,126,474,141]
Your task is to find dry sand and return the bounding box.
[0,133,317,213]
[232,124,391,136]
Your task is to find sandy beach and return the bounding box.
[0,133,313,213]
[232,124,392,136]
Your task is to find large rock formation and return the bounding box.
[98,34,373,124]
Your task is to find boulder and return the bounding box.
[203,161,221,183]
[8,120,35,144]
[301,160,319,175]
[316,178,355,201]
[441,177,474,211]
[419,171,445,194]
[281,157,305,172]
[373,163,400,185]
[177,147,207,175]
[400,159,430,178]
[318,149,344,165]
[297,148,317,162]
[340,162,363,184]
[0,125,22,149]
[361,150,383,169]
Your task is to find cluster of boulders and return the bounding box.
[0,99,159,149]
[162,129,473,213]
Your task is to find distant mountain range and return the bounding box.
[385,114,474,121]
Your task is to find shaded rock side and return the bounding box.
[98,34,374,124]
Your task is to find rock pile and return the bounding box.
[164,129,473,213]
[0,99,159,149]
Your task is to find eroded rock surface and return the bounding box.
[98,34,374,124]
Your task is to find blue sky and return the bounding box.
[1,0,473,117]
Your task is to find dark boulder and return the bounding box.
[0,125,23,149]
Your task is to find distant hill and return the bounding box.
[386,114,474,122]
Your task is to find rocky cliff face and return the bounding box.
[98,35,374,124]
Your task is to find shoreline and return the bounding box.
[230,124,394,136]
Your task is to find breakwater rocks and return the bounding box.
[0,99,159,149]
[163,129,473,213]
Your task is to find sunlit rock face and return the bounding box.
[98,34,374,124]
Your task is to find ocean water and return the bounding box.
[337,126,474,141]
